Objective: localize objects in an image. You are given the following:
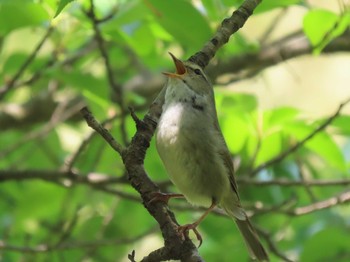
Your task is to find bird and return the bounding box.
[155,52,269,261]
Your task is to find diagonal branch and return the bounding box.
[189,0,262,68]
[85,0,129,145]
[256,227,294,262]
[80,107,125,155]
[289,190,350,216]
[85,0,123,104]
[248,191,350,217]
[0,26,54,100]
[251,98,350,175]
[208,30,350,82]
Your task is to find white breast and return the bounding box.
[156,102,184,145]
[156,90,231,207]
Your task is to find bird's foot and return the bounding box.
[178,223,203,247]
[148,192,184,205]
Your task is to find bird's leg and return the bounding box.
[178,201,216,247]
[148,192,184,204]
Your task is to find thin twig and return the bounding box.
[256,227,294,262]
[0,227,157,253]
[259,8,288,46]
[209,30,350,82]
[247,191,350,217]
[251,98,350,175]
[63,112,120,171]
[80,107,125,155]
[238,178,350,187]
[0,100,85,159]
[85,0,129,145]
[296,158,317,202]
[128,250,137,262]
[86,0,122,101]
[52,206,80,248]
[289,190,350,216]
[0,26,54,100]
[0,169,139,201]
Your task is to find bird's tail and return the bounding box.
[223,203,269,261]
[235,216,269,261]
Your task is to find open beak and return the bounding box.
[162,52,186,78]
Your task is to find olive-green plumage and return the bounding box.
[156,53,268,261]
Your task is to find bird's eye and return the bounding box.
[194,69,202,75]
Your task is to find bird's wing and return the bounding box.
[214,120,240,200]
[218,147,239,199]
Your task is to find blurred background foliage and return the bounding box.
[1,0,350,261]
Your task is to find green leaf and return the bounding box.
[303,10,337,45]
[0,2,49,35]
[148,20,173,41]
[221,113,250,154]
[117,23,156,56]
[201,0,226,21]
[254,131,282,167]
[50,70,110,113]
[11,182,66,234]
[2,53,48,75]
[332,115,350,135]
[147,0,212,52]
[332,12,350,38]
[54,0,75,18]
[107,0,148,26]
[216,92,258,113]
[267,107,299,127]
[216,92,258,160]
[303,9,350,53]
[301,228,350,262]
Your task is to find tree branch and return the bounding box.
[80,107,125,155]
[238,178,350,187]
[0,227,156,253]
[0,26,54,100]
[256,227,294,262]
[189,0,262,68]
[85,0,129,145]
[3,169,350,189]
[248,191,350,217]
[289,190,350,216]
[85,0,123,104]
[208,30,350,82]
